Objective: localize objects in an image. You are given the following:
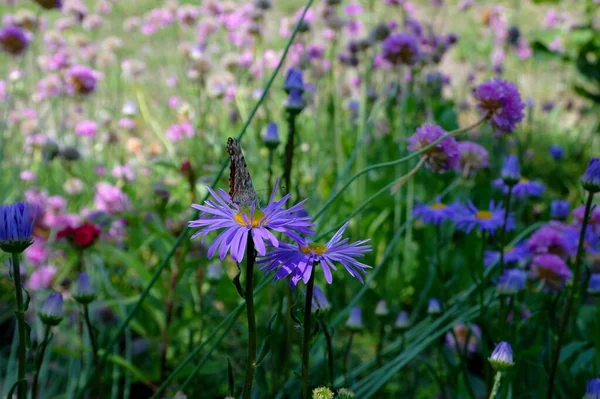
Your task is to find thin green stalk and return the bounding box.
[242,238,257,399]
[547,191,595,398]
[314,116,487,221]
[11,253,27,399]
[267,149,275,196]
[499,185,514,274]
[301,270,316,399]
[31,326,51,399]
[489,372,503,399]
[83,304,103,399]
[282,113,297,197]
[375,321,386,367]
[76,2,314,394]
[343,332,355,386]
[319,318,335,387]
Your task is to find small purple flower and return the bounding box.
[73,272,96,304]
[189,180,314,262]
[65,65,99,95]
[484,242,528,267]
[588,273,600,296]
[407,124,460,172]
[489,341,514,370]
[454,200,514,235]
[375,300,389,316]
[311,285,331,312]
[582,158,600,193]
[497,268,527,295]
[75,120,98,138]
[413,198,454,225]
[585,378,600,399]
[549,144,564,161]
[286,90,304,114]
[381,33,420,65]
[500,154,521,185]
[473,78,525,134]
[493,178,545,199]
[0,202,36,254]
[457,141,489,174]
[550,200,570,221]
[261,122,280,149]
[530,254,572,290]
[259,222,371,286]
[345,307,364,330]
[284,68,304,93]
[527,225,572,258]
[394,311,410,331]
[39,292,64,326]
[427,298,442,315]
[0,26,31,56]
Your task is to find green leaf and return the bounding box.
[232,262,245,299]
[106,353,154,385]
[256,313,278,366]
[24,321,32,350]
[6,379,24,398]
[558,341,588,362]
[22,287,31,312]
[227,357,235,397]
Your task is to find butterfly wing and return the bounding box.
[227,137,257,206]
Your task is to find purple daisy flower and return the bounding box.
[496,268,527,295]
[484,242,529,267]
[413,197,454,225]
[457,141,489,174]
[0,25,31,56]
[527,225,572,258]
[529,254,572,290]
[473,78,525,134]
[493,178,545,199]
[189,180,314,262]
[381,33,420,65]
[407,124,460,173]
[259,222,371,286]
[454,200,514,235]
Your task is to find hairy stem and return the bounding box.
[301,271,316,399]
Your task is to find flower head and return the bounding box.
[530,254,572,290]
[497,268,527,295]
[454,200,514,235]
[582,158,600,193]
[0,202,36,253]
[527,225,572,258]
[500,154,521,186]
[549,144,564,161]
[550,200,570,221]
[94,182,131,214]
[189,180,314,262]
[259,222,371,286]
[73,272,96,304]
[588,274,600,296]
[584,378,600,399]
[394,311,410,331]
[473,78,525,134]
[375,300,389,317]
[458,141,489,174]
[413,198,454,225]
[382,33,420,65]
[489,341,514,370]
[65,65,99,95]
[0,25,31,56]
[284,68,304,93]
[484,243,528,267]
[345,307,364,330]
[58,222,101,249]
[407,124,460,173]
[285,90,304,114]
[39,292,64,326]
[494,178,544,199]
[312,387,334,399]
[261,122,280,149]
[427,298,442,316]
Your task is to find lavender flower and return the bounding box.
[259,222,371,286]
[0,25,31,56]
[381,33,420,65]
[550,200,570,221]
[189,181,314,262]
[530,254,572,290]
[0,202,36,254]
[39,292,64,326]
[489,341,514,370]
[497,268,527,295]
[473,78,525,134]
[407,124,460,172]
[458,141,489,174]
[588,274,600,296]
[345,307,364,330]
[582,158,600,193]
[413,198,453,225]
[454,200,514,235]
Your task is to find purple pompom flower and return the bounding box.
[381,33,420,65]
[493,178,545,199]
[527,225,572,258]
[454,200,514,235]
[484,242,528,267]
[530,254,572,290]
[413,198,454,225]
[189,180,314,262]
[0,25,31,56]
[457,141,489,174]
[473,78,525,134]
[407,124,460,172]
[65,65,100,95]
[259,222,371,286]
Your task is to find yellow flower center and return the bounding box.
[519,178,529,183]
[301,243,328,255]
[476,210,494,220]
[506,246,514,253]
[234,208,266,227]
[431,203,446,210]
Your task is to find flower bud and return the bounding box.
[394,311,410,331]
[427,298,442,316]
[375,300,389,317]
[73,272,96,304]
[39,292,63,326]
[345,307,363,331]
[489,341,514,371]
[261,122,280,150]
[501,155,521,186]
[582,158,600,193]
[312,387,334,399]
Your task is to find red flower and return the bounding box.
[58,223,101,249]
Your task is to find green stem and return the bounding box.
[301,270,316,399]
[83,304,103,399]
[31,325,51,399]
[342,332,354,386]
[267,149,274,196]
[282,114,297,197]
[319,319,335,387]
[242,238,257,399]
[489,371,503,399]
[11,253,27,399]
[376,320,386,367]
[547,191,595,398]
[499,185,514,274]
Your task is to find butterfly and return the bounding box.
[227,137,258,207]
